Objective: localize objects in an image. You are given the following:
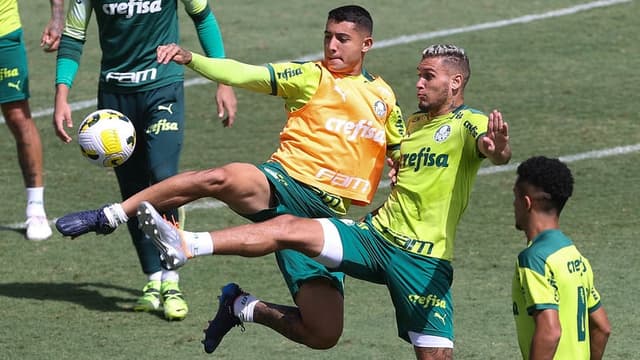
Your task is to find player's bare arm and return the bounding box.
[588,307,611,360]
[478,109,511,165]
[216,84,237,127]
[530,309,561,359]
[53,84,74,143]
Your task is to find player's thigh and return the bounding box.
[1,100,31,135]
[208,162,273,214]
[295,277,344,345]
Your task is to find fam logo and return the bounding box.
[372,100,387,118]
[434,124,451,143]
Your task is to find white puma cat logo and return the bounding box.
[7,80,21,91]
[434,312,447,324]
[158,103,174,114]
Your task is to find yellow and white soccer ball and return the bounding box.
[77,109,136,167]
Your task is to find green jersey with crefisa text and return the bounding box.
[372,105,487,261]
[59,0,217,93]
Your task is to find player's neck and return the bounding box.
[428,97,464,119]
[525,215,560,242]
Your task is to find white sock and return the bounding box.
[183,231,214,257]
[102,203,129,228]
[26,187,46,218]
[147,271,162,282]
[233,293,258,323]
[161,270,179,282]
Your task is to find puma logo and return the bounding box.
[7,80,21,91]
[158,103,174,114]
[434,312,447,324]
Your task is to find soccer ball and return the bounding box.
[77,109,136,167]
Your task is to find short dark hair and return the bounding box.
[328,5,373,35]
[516,156,574,214]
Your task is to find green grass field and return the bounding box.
[1,0,638,359]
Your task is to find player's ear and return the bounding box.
[362,36,373,53]
[524,195,534,212]
[450,73,463,91]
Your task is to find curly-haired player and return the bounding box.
[512,156,611,359]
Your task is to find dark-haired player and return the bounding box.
[512,156,610,359]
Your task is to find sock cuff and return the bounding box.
[103,203,129,228]
[233,294,258,323]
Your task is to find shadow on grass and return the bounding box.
[0,224,26,237]
[0,282,140,312]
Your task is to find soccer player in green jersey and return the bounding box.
[137,44,511,359]
[511,156,610,359]
[52,0,237,321]
[0,0,64,241]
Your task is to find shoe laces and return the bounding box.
[162,214,180,230]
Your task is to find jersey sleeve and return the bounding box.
[182,0,225,58]
[463,111,489,159]
[187,53,272,93]
[585,258,603,312]
[517,259,559,315]
[56,0,92,86]
[385,104,405,161]
[264,62,321,111]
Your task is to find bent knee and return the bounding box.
[305,329,341,350]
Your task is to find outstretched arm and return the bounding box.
[478,109,511,165]
[157,44,273,93]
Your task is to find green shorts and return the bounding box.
[327,215,454,343]
[244,161,346,298]
[0,29,29,104]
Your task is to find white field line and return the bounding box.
[1,0,629,123]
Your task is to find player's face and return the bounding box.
[416,57,456,114]
[323,20,371,75]
[513,184,527,231]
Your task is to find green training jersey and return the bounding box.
[59,0,220,92]
[371,105,487,260]
[512,229,602,360]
